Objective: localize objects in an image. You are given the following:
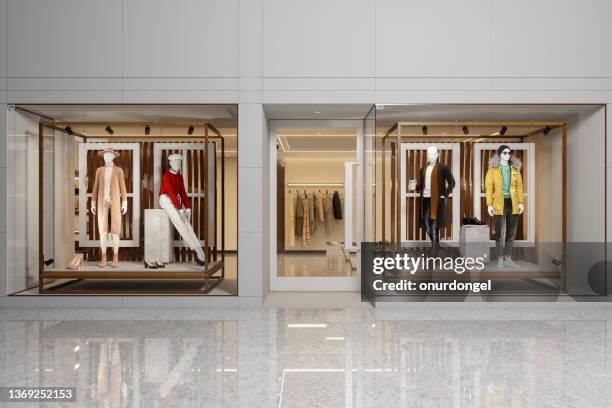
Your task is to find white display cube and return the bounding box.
[459,225,490,263]
[144,209,174,263]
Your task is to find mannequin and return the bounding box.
[413,146,455,253]
[91,148,128,268]
[485,145,524,268]
[159,154,206,265]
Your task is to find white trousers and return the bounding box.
[159,195,205,261]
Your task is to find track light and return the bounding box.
[188,126,194,135]
[105,125,114,135]
[145,126,150,135]
[462,126,469,135]
[499,126,508,136]
[421,126,428,135]
[64,126,73,135]
[543,126,551,135]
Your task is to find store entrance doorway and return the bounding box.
[269,120,363,291]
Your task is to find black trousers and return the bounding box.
[422,198,439,249]
[494,198,518,258]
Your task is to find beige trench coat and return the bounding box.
[91,166,128,234]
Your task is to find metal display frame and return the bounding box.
[37,120,226,295]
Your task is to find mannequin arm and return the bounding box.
[118,168,128,202]
[484,169,494,207]
[91,168,101,214]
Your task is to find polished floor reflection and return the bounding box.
[1,304,611,407]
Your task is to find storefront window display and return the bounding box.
[7,105,237,295]
[364,105,607,299]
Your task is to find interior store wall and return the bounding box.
[283,157,348,250]
[0,0,611,305]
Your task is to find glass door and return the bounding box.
[269,120,364,291]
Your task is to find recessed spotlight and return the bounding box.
[64,126,73,135]
[314,111,321,114]
[105,125,114,135]
[543,126,551,135]
[421,126,428,135]
[188,126,195,135]
[499,126,508,136]
[316,132,322,135]
[145,126,150,135]
[462,126,469,135]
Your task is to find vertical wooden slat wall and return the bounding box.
[85,141,214,262]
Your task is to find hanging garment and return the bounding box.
[332,191,343,220]
[324,194,334,232]
[295,196,304,237]
[316,192,324,222]
[285,192,295,248]
[302,195,311,243]
[91,165,128,234]
[309,193,316,234]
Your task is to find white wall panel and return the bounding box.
[491,0,612,76]
[0,0,6,77]
[376,0,491,76]
[263,0,374,77]
[0,104,5,168]
[237,167,262,233]
[239,0,262,77]
[7,0,122,77]
[238,104,264,167]
[237,231,263,297]
[123,0,238,77]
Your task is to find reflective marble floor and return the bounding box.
[1,304,612,407]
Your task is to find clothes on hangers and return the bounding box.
[285,191,295,248]
[309,192,316,234]
[332,190,343,220]
[302,195,311,243]
[315,191,324,222]
[295,194,304,237]
[324,192,334,231]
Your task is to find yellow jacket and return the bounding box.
[484,155,524,215]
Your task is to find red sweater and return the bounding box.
[160,171,191,210]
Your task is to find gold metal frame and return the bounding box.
[380,120,568,288]
[37,120,226,295]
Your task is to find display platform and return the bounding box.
[43,261,223,280]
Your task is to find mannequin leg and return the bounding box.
[111,234,120,268]
[423,199,434,241]
[503,198,519,268]
[98,204,109,267]
[431,219,440,254]
[159,195,206,262]
[494,214,504,263]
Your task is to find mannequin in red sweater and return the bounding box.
[159,154,205,265]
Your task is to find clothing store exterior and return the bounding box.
[0,0,611,307]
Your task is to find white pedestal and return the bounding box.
[460,225,490,263]
[144,209,173,263]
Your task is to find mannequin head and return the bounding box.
[426,146,439,165]
[168,153,183,173]
[103,152,115,165]
[497,145,511,165]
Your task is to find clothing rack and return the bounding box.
[287,183,344,187]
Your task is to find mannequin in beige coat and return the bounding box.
[91,148,128,267]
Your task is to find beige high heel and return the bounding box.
[99,254,107,268]
[66,255,82,270]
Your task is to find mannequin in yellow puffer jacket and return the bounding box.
[485,145,524,269]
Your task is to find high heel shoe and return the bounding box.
[66,254,83,270]
[144,260,158,269]
[155,260,165,268]
[99,254,107,268]
[111,254,119,268]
